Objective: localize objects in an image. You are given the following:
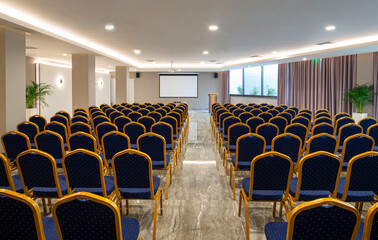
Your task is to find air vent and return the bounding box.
[208,60,217,62]
[25,46,38,50]
[316,41,333,45]
[250,55,261,58]
[216,62,223,65]
[146,60,155,62]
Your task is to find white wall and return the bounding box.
[95,72,111,106]
[40,64,72,120]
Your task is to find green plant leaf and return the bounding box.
[25,81,54,109]
[344,84,375,113]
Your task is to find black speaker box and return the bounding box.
[136,72,140,78]
[214,72,218,78]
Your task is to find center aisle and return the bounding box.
[132,110,248,239]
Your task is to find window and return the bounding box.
[229,69,243,95]
[229,64,278,97]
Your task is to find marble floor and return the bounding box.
[36,110,370,239]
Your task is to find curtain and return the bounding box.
[373,52,378,118]
[277,63,289,105]
[221,70,230,104]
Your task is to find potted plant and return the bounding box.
[344,83,376,122]
[25,81,54,120]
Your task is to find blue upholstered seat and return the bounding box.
[42,217,59,240]
[242,178,284,200]
[228,145,236,152]
[231,155,250,170]
[11,175,24,193]
[166,141,177,151]
[265,145,272,151]
[121,218,141,240]
[130,143,138,149]
[33,175,68,198]
[289,178,330,201]
[55,158,63,168]
[152,155,170,169]
[337,178,375,202]
[356,222,364,240]
[119,176,160,199]
[265,222,287,240]
[75,176,115,196]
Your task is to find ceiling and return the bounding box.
[0,0,378,71]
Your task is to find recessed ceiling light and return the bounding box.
[209,25,218,31]
[325,25,336,31]
[133,49,141,55]
[303,58,307,61]
[105,24,115,31]
[272,51,278,54]
[203,51,209,55]
[152,61,156,64]
[108,65,112,67]
[200,61,205,64]
[62,53,68,56]
[178,69,182,71]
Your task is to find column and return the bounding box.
[115,66,129,104]
[72,54,96,110]
[0,26,26,149]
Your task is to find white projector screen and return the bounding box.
[159,74,198,98]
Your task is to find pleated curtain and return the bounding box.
[373,52,378,119]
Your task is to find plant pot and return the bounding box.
[352,112,367,123]
[26,108,39,121]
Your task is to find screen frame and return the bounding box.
[159,73,199,98]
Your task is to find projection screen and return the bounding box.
[159,74,198,98]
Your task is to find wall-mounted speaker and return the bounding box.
[136,72,140,78]
[214,72,218,78]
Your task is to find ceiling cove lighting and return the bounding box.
[209,25,218,31]
[34,57,109,73]
[303,58,307,61]
[325,25,336,31]
[203,51,209,55]
[62,53,68,56]
[104,24,115,31]
[133,49,141,55]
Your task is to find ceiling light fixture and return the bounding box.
[105,24,115,31]
[272,51,278,54]
[325,25,336,31]
[62,53,68,56]
[200,61,205,64]
[303,58,307,61]
[133,49,141,55]
[203,51,209,55]
[209,25,218,31]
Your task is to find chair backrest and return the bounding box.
[63,150,107,196]
[92,115,110,130]
[223,116,241,138]
[0,154,16,191]
[313,116,332,126]
[137,108,150,116]
[102,131,130,161]
[259,106,270,112]
[167,112,182,129]
[17,149,64,197]
[274,106,284,113]
[250,109,263,116]
[151,122,174,145]
[109,111,123,123]
[287,198,360,239]
[127,112,143,122]
[278,112,292,124]
[147,111,163,122]
[45,121,68,143]
[123,122,146,144]
[29,115,47,132]
[219,112,233,129]
[137,133,167,168]
[105,108,116,118]
[51,115,69,129]
[96,122,118,145]
[269,116,288,134]
[272,133,302,164]
[359,117,378,134]
[294,152,342,199]
[138,116,156,132]
[155,108,167,117]
[306,133,337,154]
[56,111,71,122]
[246,117,265,133]
[340,151,378,200]
[258,112,273,123]
[288,106,299,114]
[233,109,245,117]
[315,109,329,115]
[362,202,378,240]
[68,132,97,152]
[112,150,155,198]
[121,108,133,116]
[312,123,334,136]
[35,130,65,159]
[239,112,254,123]
[299,108,312,116]
[1,131,31,160]
[17,121,39,144]
[52,192,124,240]
[114,116,132,133]
[267,109,279,117]
[161,116,178,136]
[315,112,331,119]
[341,134,374,164]
[256,123,279,145]
[334,112,350,123]
[70,122,91,135]
[285,123,308,149]
[334,117,355,135]
[337,123,363,147]
[228,123,251,147]
[368,123,378,146]
[291,116,310,129]
[71,115,89,125]
[248,152,293,199]
[91,111,106,120]
[285,109,297,119]
[234,134,265,166]
[0,189,46,239]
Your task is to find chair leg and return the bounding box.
[119,199,123,215]
[173,149,177,175]
[42,198,47,214]
[273,202,276,218]
[358,202,364,212]
[240,189,250,240]
[355,202,359,209]
[126,199,129,215]
[166,168,170,199]
[279,201,283,218]
[238,190,242,217]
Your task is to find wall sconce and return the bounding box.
[97,79,104,88]
[56,75,64,87]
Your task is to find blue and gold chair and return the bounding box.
[17,121,39,148]
[219,116,241,150]
[55,110,71,124]
[92,115,110,132]
[138,133,172,198]
[161,116,181,157]
[273,106,284,113]
[267,109,279,117]
[51,114,69,129]
[68,132,98,152]
[313,116,332,126]
[367,123,378,151]
[17,149,68,214]
[288,106,299,115]
[70,115,89,125]
[285,123,308,152]
[0,189,58,239]
[277,112,292,125]
[95,122,118,149]
[315,108,329,115]
[114,116,132,133]
[288,151,342,208]
[130,105,141,111]
[137,108,150,116]
[299,108,312,116]
[311,122,334,136]
[336,151,378,212]
[233,109,245,117]
[291,116,310,130]
[239,152,293,240]
[1,131,31,167]
[258,112,274,123]
[45,121,68,149]
[265,198,361,240]
[306,133,337,155]
[272,133,302,169]
[112,149,162,240]
[358,117,377,134]
[229,133,265,200]
[52,192,141,240]
[250,108,263,117]
[334,116,355,136]
[259,106,270,112]
[121,108,133,116]
[269,116,288,134]
[216,111,233,140]
[256,123,279,151]
[147,111,163,123]
[315,112,331,119]
[297,112,312,123]
[151,122,178,167]
[284,109,296,119]
[356,202,378,240]
[109,111,123,123]
[105,108,116,118]
[69,122,92,135]
[0,154,23,193]
[138,116,156,132]
[35,130,65,168]
[63,149,116,199]
[155,108,167,117]
[334,112,350,123]
[102,131,130,172]
[239,112,254,123]
[91,110,106,120]
[246,116,264,133]
[29,114,47,132]
[336,123,363,152]
[340,134,374,170]
[124,122,146,149]
[127,112,143,122]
